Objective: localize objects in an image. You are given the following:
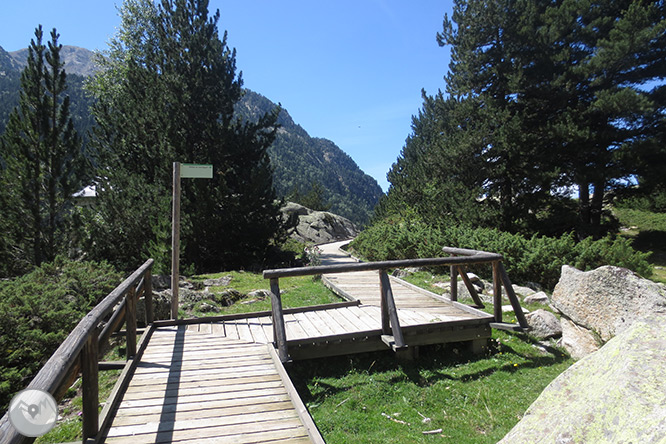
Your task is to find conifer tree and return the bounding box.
[384,0,665,237]
[0,26,86,275]
[88,0,285,272]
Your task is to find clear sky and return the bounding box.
[0,1,454,192]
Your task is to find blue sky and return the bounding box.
[0,1,454,191]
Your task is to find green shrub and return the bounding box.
[350,219,652,289]
[613,207,666,232]
[0,257,121,413]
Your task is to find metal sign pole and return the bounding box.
[171,162,181,320]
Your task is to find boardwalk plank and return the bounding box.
[284,313,309,340]
[105,420,309,443]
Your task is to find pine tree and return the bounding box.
[384,0,665,237]
[540,0,666,236]
[88,0,285,272]
[0,26,86,275]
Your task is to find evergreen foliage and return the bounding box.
[383,0,666,238]
[0,256,121,412]
[86,0,286,273]
[0,27,88,277]
[350,218,652,290]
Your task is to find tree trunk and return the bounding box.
[590,180,605,236]
[577,180,590,239]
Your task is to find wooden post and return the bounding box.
[450,265,458,301]
[171,162,181,320]
[270,278,289,362]
[378,270,391,335]
[457,266,485,308]
[145,266,154,324]
[125,286,137,359]
[379,271,406,349]
[498,263,529,329]
[81,329,99,441]
[492,261,502,323]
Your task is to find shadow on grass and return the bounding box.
[288,332,570,405]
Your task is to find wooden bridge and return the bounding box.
[0,241,528,444]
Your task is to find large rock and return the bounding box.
[558,317,599,359]
[136,290,172,324]
[281,202,359,244]
[552,265,666,342]
[524,309,561,339]
[499,313,666,444]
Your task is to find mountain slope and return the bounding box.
[0,44,382,224]
[238,90,383,225]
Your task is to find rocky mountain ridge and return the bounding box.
[2,45,97,77]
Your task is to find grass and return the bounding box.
[614,207,666,283]
[185,271,342,317]
[35,339,125,444]
[289,333,572,444]
[284,268,573,443]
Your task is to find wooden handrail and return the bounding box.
[263,250,503,279]
[263,247,529,362]
[0,259,154,444]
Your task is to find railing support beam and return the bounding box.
[145,267,154,324]
[379,270,406,350]
[497,263,529,329]
[492,261,503,323]
[125,286,137,359]
[270,278,289,363]
[82,328,99,442]
[457,266,485,308]
[449,265,458,302]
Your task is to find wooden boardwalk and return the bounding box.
[100,326,317,443]
[99,241,494,443]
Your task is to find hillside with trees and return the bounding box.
[0,48,382,227]
[238,90,383,224]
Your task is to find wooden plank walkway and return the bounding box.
[100,240,493,442]
[320,241,490,321]
[100,326,316,443]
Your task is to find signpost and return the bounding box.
[171,162,213,319]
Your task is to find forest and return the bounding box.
[0,0,664,426]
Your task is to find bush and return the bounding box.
[350,218,652,289]
[0,257,121,413]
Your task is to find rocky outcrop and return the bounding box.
[499,313,666,444]
[281,202,359,244]
[552,265,666,358]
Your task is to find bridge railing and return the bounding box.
[0,259,154,444]
[263,247,528,363]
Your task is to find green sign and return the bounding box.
[180,163,213,179]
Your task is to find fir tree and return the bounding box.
[0,26,86,275]
[88,0,285,272]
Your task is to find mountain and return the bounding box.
[8,45,97,77]
[0,47,21,133]
[0,45,383,225]
[238,90,383,225]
